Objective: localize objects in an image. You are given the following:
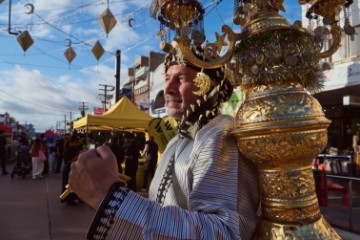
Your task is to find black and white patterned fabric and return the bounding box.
[87,115,261,240]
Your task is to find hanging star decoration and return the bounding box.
[270,0,285,12]
[214,32,228,53]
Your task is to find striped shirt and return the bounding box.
[88,115,261,240]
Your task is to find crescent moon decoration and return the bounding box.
[65,39,72,47]
[128,18,135,28]
[24,3,35,14]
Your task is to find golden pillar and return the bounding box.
[230,4,342,238]
[233,82,339,238]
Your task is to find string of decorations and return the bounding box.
[2,0,228,71]
[3,0,154,65]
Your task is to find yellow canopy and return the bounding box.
[73,96,154,131]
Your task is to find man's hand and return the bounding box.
[69,145,119,209]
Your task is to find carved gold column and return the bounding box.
[231,16,341,240]
[233,83,339,239]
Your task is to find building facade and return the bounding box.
[149,63,167,118]
[302,1,360,150]
[123,52,164,112]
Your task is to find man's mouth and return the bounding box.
[165,96,182,106]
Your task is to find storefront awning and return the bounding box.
[0,124,12,134]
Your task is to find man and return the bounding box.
[69,47,261,239]
[107,135,124,174]
[140,136,159,191]
[353,131,360,175]
[61,134,83,205]
[40,133,49,175]
[0,130,8,175]
[54,133,70,173]
[122,132,140,192]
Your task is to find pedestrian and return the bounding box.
[122,132,140,192]
[55,133,70,174]
[40,133,49,176]
[49,146,57,173]
[18,138,31,166]
[353,131,360,176]
[68,46,260,239]
[30,138,46,179]
[0,130,9,175]
[61,134,83,205]
[107,135,124,174]
[140,135,158,191]
[11,138,32,178]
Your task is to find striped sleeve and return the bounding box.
[86,115,260,240]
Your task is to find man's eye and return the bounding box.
[179,77,186,83]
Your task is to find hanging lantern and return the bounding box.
[64,46,76,64]
[17,30,34,52]
[91,40,105,60]
[99,8,117,35]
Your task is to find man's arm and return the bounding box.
[86,132,253,239]
[140,143,149,158]
[70,123,259,239]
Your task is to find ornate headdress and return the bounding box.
[164,43,233,139]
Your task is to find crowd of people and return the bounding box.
[1,130,157,207]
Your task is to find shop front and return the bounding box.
[313,63,360,151]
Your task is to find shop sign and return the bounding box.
[324,63,360,90]
[93,107,105,115]
[343,95,360,106]
[348,64,360,83]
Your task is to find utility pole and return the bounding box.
[115,49,121,102]
[64,114,67,133]
[99,84,115,111]
[79,102,89,117]
[68,112,73,132]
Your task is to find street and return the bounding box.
[1,161,359,240]
[0,162,93,240]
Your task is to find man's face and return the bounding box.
[164,65,200,120]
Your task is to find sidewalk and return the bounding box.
[0,162,359,240]
[0,165,93,240]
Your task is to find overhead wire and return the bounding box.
[1,0,227,74]
[0,89,75,115]
[1,0,156,75]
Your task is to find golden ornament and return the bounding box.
[192,71,213,96]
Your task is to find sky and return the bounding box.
[0,0,302,133]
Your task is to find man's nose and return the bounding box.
[164,78,178,94]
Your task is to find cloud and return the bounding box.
[0,65,101,132]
